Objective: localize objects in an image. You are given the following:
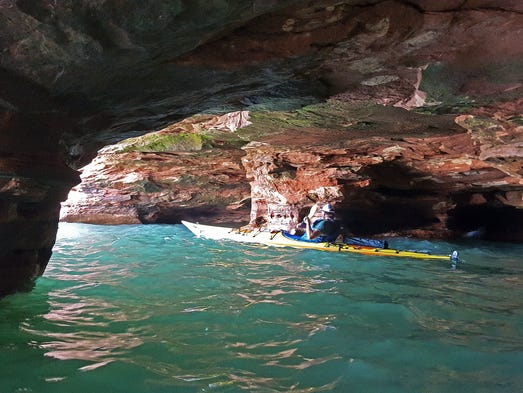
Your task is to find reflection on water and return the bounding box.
[1,223,522,393]
[22,283,144,371]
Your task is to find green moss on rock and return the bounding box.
[120,132,203,152]
[509,116,523,126]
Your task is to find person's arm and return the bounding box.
[304,217,321,240]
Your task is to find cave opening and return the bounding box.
[338,161,446,237]
[447,204,523,242]
[336,188,442,237]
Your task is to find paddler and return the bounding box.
[301,203,341,242]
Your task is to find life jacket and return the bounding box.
[311,219,341,242]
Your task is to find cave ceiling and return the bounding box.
[1,0,521,167]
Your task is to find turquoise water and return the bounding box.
[1,223,522,393]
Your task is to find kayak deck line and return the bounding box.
[182,220,460,263]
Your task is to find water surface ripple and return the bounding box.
[1,223,522,392]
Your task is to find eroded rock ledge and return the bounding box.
[61,102,523,242]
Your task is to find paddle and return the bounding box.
[307,203,319,220]
[294,203,319,233]
[302,203,321,238]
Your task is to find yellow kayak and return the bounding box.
[181,221,459,262]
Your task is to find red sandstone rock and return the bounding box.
[61,100,522,243]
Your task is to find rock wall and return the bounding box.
[61,101,523,242]
[0,72,79,296]
[60,113,252,226]
[239,102,523,240]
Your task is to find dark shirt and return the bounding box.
[311,218,341,242]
